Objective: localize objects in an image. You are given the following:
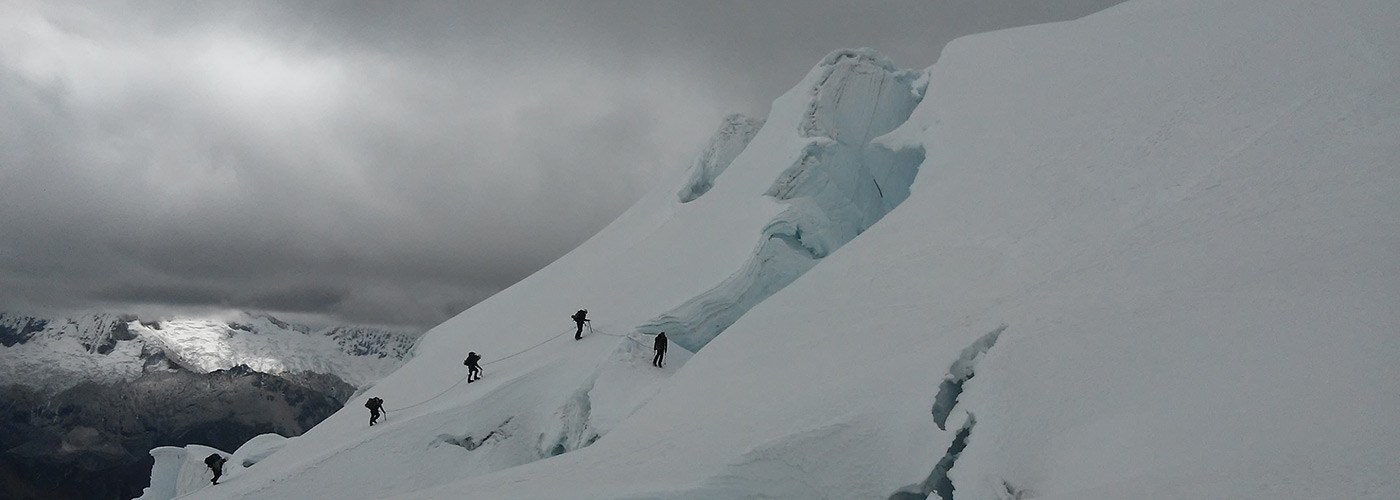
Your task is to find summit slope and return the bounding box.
[166,47,928,500]
[175,0,1398,498]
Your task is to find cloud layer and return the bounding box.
[0,0,1123,327]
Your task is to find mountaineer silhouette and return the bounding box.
[204,453,227,485]
[571,309,589,340]
[464,351,482,382]
[653,332,668,368]
[365,397,384,426]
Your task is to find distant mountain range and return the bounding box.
[0,311,423,500]
[0,311,421,392]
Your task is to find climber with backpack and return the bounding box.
[653,332,668,368]
[572,309,589,340]
[365,397,384,426]
[464,351,482,382]
[204,453,227,485]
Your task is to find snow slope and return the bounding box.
[173,0,1399,498]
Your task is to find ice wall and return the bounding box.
[134,435,290,500]
[139,447,184,500]
[644,49,926,352]
[133,444,227,500]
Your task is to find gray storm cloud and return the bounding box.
[0,0,1124,328]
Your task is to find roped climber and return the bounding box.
[572,309,589,340]
[365,396,384,426]
[653,331,668,368]
[205,453,227,485]
[464,351,483,382]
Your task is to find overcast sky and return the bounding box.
[0,0,1124,329]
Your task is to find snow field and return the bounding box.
[174,45,928,500]
[173,0,1400,498]
[888,0,1400,497]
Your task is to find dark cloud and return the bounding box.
[0,0,1125,328]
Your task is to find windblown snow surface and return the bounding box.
[161,0,1398,499]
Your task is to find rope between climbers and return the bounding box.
[383,327,575,413]
[591,325,653,347]
[482,327,575,366]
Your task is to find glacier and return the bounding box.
[155,0,1399,499]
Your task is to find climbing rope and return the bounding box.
[381,326,577,413]
[381,374,469,413]
[482,327,576,367]
[591,325,657,347]
[380,320,665,414]
[163,320,667,498]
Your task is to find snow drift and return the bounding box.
[168,0,1399,498]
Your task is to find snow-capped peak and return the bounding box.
[0,311,422,392]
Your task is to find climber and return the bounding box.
[571,309,589,340]
[464,351,482,382]
[204,453,227,485]
[365,396,384,426]
[653,332,668,368]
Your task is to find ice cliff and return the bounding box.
[645,49,926,351]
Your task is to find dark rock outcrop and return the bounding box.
[0,314,49,347]
[0,366,353,500]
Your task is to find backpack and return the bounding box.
[365,397,382,410]
[573,310,586,322]
[205,454,222,467]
